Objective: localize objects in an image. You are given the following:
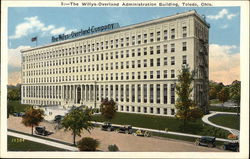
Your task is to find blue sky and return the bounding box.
[8,7,240,85]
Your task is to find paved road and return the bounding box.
[202,111,240,137]
[8,131,78,151]
[8,116,224,152]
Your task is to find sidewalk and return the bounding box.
[202,111,240,137]
[8,131,78,151]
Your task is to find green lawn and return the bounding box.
[8,136,67,151]
[93,112,230,138]
[8,100,31,113]
[209,106,239,113]
[209,114,240,130]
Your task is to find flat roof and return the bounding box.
[21,10,209,53]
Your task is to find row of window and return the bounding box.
[120,105,175,115]
[23,56,187,77]
[22,27,188,62]
[24,69,178,84]
[23,84,176,104]
[23,42,187,70]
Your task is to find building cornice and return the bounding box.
[21,10,209,53]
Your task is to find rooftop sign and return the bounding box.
[51,23,120,42]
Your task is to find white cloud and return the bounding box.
[8,45,31,68]
[8,45,31,85]
[209,44,240,85]
[207,9,237,20]
[9,16,74,39]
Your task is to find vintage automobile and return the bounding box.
[101,122,115,131]
[34,126,52,136]
[117,125,133,134]
[133,129,151,137]
[13,112,25,117]
[195,136,216,148]
[54,115,63,123]
[222,141,239,152]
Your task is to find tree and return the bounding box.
[77,137,100,151]
[100,98,117,120]
[61,107,94,145]
[21,107,44,135]
[175,66,203,130]
[230,80,241,115]
[208,87,217,100]
[217,87,230,106]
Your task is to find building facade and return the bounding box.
[20,10,209,116]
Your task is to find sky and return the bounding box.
[7,7,240,85]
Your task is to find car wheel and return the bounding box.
[222,145,226,150]
[236,147,239,152]
[208,143,213,148]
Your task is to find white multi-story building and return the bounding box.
[20,10,209,116]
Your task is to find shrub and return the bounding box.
[108,144,119,151]
[77,137,100,151]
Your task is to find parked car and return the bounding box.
[13,112,25,117]
[101,122,115,131]
[223,141,239,152]
[133,129,151,137]
[34,126,52,136]
[54,115,63,122]
[195,136,216,148]
[118,125,133,134]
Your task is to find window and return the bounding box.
[121,51,124,58]
[164,44,168,53]
[121,62,124,69]
[157,70,160,79]
[132,61,135,68]
[171,28,175,39]
[164,108,167,114]
[132,85,135,102]
[164,57,168,65]
[126,106,129,111]
[171,57,175,65]
[171,70,175,78]
[144,71,147,79]
[171,109,175,115]
[132,106,135,112]
[132,72,135,79]
[164,84,168,104]
[182,55,187,64]
[150,47,154,55]
[164,30,168,40]
[164,70,168,78]
[137,60,141,68]
[138,107,141,112]
[156,84,160,103]
[126,61,129,69]
[144,47,147,55]
[157,45,160,54]
[138,84,141,102]
[144,59,147,67]
[144,107,147,113]
[143,84,147,103]
[150,107,153,113]
[150,84,154,103]
[182,26,187,37]
[157,108,160,114]
[150,71,154,79]
[157,58,160,66]
[121,105,124,111]
[150,59,154,67]
[171,43,175,52]
[182,42,187,51]
[121,73,124,80]
[137,48,141,56]
[171,84,175,104]
[137,72,141,79]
